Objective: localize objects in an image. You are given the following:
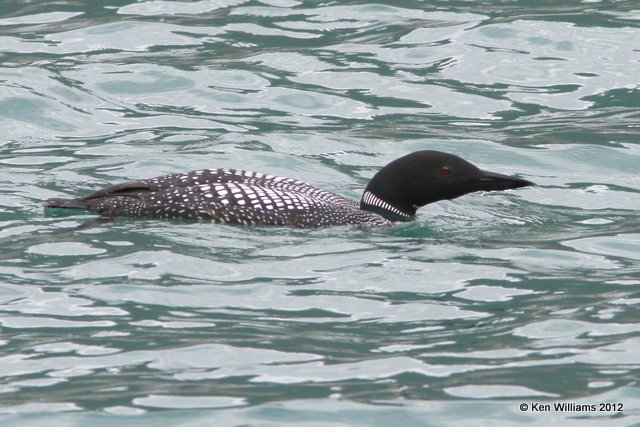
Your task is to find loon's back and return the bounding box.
[44,168,390,227]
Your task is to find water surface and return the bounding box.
[1,0,639,425]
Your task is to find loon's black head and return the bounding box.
[360,150,535,221]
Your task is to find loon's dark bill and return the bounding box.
[476,170,535,192]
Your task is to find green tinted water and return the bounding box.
[1,0,639,425]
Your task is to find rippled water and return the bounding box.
[1,0,639,425]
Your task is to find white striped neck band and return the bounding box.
[360,191,412,220]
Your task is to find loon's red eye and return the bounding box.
[440,166,452,176]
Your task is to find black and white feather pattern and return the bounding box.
[62,168,391,228]
[360,191,411,219]
[45,150,535,228]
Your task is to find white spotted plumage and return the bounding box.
[82,168,391,228]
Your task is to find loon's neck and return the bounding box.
[359,191,414,222]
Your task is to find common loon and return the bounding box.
[43,150,534,227]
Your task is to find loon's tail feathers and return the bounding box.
[43,197,91,211]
